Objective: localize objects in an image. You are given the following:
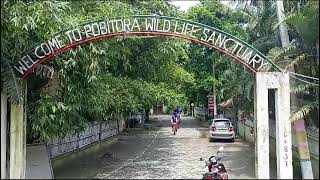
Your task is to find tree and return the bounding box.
[269,0,319,126]
[1,0,194,142]
[272,1,317,178]
[184,0,253,113]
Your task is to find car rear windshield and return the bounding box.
[214,120,230,128]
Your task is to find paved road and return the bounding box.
[53,115,277,179]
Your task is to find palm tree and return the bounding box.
[270,1,319,126]
[274,1,316,178]
[1,38,23,104]
[230,1,318,178]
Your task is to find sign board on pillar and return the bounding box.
[207,95,214,110]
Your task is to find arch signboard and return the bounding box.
[13,15,281,79]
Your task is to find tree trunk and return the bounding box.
[276,0,290,48]
[316,41,319,63]
[276,1,313,178]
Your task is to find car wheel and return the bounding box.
[230,138,235,142]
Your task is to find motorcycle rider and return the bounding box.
[171,111,179,130]
[175,107,182,127]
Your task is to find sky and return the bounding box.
[170,0,231,11]
[170,0,200,11]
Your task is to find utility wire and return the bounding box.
[288,71,319,81]
[290,74,319,86]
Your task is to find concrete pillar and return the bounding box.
[255,73,270,179]
[9,103,26,179]
[255,72,293,179]
[275,73,293,179]
[1,93,7,179]
[294,119,313,179]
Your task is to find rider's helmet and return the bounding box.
[176,106,182,113]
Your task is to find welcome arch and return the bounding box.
[13,15,282,79]
[9,15,292,179]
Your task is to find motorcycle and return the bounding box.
[200,146,228,180]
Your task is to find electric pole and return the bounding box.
[212,61,217,118]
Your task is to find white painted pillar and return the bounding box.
[255,73,270,179]
[10,103,26,179]
[255,72,293,179]
[275,73,293,179]
[1,93,7,179]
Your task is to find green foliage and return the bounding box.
[217,57,255,111]
[275,1,318,125]
[1,55,23,104]
[183,0,254,111]
[290,101,319,123]
[1,0,194,142]
[243,0,319,126]
[284,1,319,46]
[29,93,88,141]
[3,0,318,142]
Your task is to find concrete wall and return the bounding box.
[47,121,118,158]
[238,120,255,144]
[194,107,208,121]
[27,119,123,179]
[47,112,141,159]
[52,136,118,170]
[238,120,319,178]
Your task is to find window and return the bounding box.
[214,120,231,128]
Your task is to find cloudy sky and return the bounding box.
[170,0,200,11]
[170,1,231,11]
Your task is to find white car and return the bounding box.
[209,118,235,142]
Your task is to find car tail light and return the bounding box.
[228,127,233,131]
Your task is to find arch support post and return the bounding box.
[255,72,293,179]
[1,93,8,179]
[9,81,27,179]
[9,103,25,178]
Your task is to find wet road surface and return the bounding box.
[53,115,277,179]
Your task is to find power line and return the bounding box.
[289,74,319,87]
[289,71,319,81]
